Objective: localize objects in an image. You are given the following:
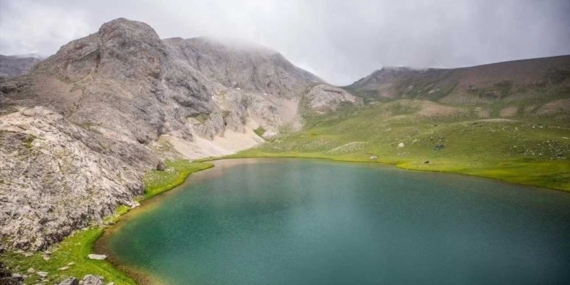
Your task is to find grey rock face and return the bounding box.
[0,107,149,250]
[0,54,42,78]
[163,37,322,98]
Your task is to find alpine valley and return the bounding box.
[0,18,569,285]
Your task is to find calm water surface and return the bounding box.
[107,159,570,285]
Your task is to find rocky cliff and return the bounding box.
[163,37,321,97]
[0,18,360,251]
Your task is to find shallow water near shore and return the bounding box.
[106,159,570,285]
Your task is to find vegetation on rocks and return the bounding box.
[254,127,266,137]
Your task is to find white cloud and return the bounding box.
[0,0,568,85]
[0,0,91,57]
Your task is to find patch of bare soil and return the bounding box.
[536,99,570,115]
[161,121,264,159]
[500,106,518,117]
[415,100,465,117]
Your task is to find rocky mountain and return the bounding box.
[163,37,321,97]
[0,18,360,251]
[0,54,42,77]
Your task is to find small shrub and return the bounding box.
[254,127,266,137]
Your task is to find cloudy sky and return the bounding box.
[0,0,569,85]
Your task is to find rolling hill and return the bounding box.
[238,56,570,191]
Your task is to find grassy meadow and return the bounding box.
[236,100,570,191]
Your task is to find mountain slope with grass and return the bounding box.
[238,56,570,191]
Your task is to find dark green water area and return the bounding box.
[107,159,570,285]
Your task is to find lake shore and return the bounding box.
[100,156,569,285]
[4,156,564,285]
[97,158,570,285]
[227,153,570,192]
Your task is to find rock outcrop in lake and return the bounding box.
[0,18,360,251]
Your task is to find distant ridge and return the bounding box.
[346,55,570,104]
[0,54,43,77]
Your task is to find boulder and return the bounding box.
[81,275,104,285]
[370,155,378,160]
[58,277,79,285]
[398,142,405,148]
[87,254,107,260]
[157,160,166,171]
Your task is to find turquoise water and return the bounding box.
[107,159,570,285]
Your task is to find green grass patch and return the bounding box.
[254,127,266,137]
[236,101,570,191]
[187,112,210,124]
[142,160,213,199]
[1,228,136,285]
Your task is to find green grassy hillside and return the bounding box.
[236,99,570,191]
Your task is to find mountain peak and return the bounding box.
[97,17,163,52]
[98,17,157,35]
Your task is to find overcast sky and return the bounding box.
[0,0,569,85]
